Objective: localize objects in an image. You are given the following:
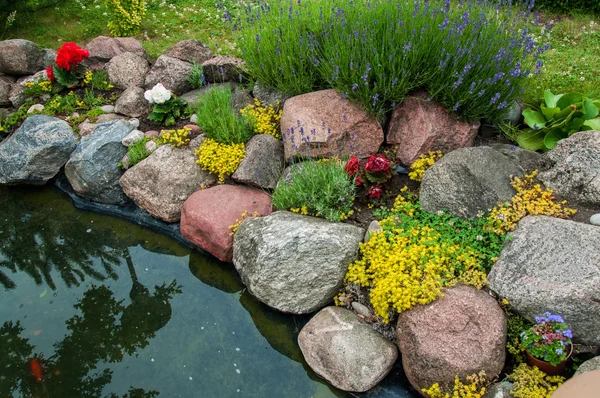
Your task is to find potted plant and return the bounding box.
[520,312,573,375]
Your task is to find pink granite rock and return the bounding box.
[85,36,148,63]
[280,89,383,160]
[180,185,272,262]
[387,92,480,165]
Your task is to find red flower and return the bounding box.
[344,156,360,176]
[55,42,89,71]
[367,186,383,199]
[355,176,363,186]
[365,154,390,174]
[45,65,55,82]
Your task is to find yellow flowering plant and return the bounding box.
[107,0,146,37]
[228,211,259,236]
[240,99,282,139]
[158,127,191,147]
[23,79,55,98]
[422,372,488,398]
[408,151,443,182]
[195,138,245,183]
[508,363,564,398]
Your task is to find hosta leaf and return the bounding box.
[583,118,600,130]
[583,99,599,120]
[517,129,546,151]
[541,104,560,120]
[523,109,546,129]
[544,89,562,108]
[556,92,584,110]
[544,128,568,150]
[567,117,584,131]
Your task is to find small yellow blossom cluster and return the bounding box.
[422,372,488,398]
[290,205,354,220]
[345,195,488,322]
[290,205,309,215]
[83,71,93,85]
[228,211,259,236]
[486,170,576,234]
[159,127,190,147]
[508,363,564,398]
[195,138,245,183]
[24,79,53,96]
[408,151,443,182]
[240,99,282,139]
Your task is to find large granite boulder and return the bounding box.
[163,40,214,64]
[488,216,600,345]
[0,75,15,106]
[144,55,192,95]
[538,131,600,206]
[232,211,364,313]
[0,39,45,75]
[181,185,272,261]
[298,307,398,392]
[386,92,481,165]
[0,115,76,185]
[489,143,542,172]
[253,81,291,108]
[232,134,284,189]
[65,120,133,204]
[114,87,149,118]
[120,141,217,223]
[281,89,384,161]
[396,284,506,396]
[85,36,148,63]
[574,357,600,376]
[106,52,150,90]
[420,146,523,218]
[202,55,245,83]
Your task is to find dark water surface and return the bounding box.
[0,185,413,398]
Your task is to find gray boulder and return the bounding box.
[0,39,45,75]
[202,55,245,83]
[233,211,364,314]
[298,307,398,392]
[488,216,600,345]
[483,382,514,398]
[120,143,217,222]
[144,55,192,95]
[180,83,236,107]
[42,49,56,68]
[65,120,133,204]
[114,87,149,118]
[9,70,48,108]
[106,52,150,90]
[163,40,214,64]
[0,115,76,185]
[253,80,291,108]
[574,356,600,376]
[0,75,15,106]
[420,146,523,218]
[489,143,542,172]
[538,131,600,206]
[232,134,284,189]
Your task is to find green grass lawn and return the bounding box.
[2,2,599,106]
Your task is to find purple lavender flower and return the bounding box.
[453,102,459,111]
[494,48,506,61]
[497,101,507,110]
[490,92,501,104]
[510,62,522,77]
[352,83,359,91]
[535,60,543,74]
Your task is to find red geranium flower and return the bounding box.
[45,65,55,82]
[55,42,89,71]
[365,154,390,174]
[355,176,363,186]
[367,186,383,199]
[344,156,360,176]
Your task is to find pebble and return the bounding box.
[27,104,44,114]
[396,165,408,174]
[122,129,145,147]
[145,141,158,153]
[351,301,372,317]
[590,213,600,226]
[100,105,115,113]
[129,117,140,128]
[184,124,202,135]
[190,114,198,124]
[145,130,160,138]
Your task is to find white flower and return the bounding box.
[144,83,172,104]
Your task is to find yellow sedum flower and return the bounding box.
[159,127,191,147]
[228,210,259,236]
[240,98,282,139]
[486,170,576,234]
[196,138,245,183]
[83,71,93,85]
[409,151,443,182]
[508,363,564,398]
[422,372,488,398]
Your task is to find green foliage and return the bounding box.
[121,137,151,169]
[193,86,254,144]
[515,89,600,151]
[147,96,187,127]
[187,62,205,89]
[44,90,114,116]
[0,100,35,134]
[272,160,356,222]
[504,304,534,363]
[521,313,572,366]
[1,10,17,41]
[106,0,146,37]
[84,70,114,92]
[534,0,600,14]
[236,0,542,120]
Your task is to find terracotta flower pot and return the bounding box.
[526,344,573,376]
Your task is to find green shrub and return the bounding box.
[534,0,600,14]
[193,86,254,144]
[272,160,356,222]
[106,0,146,37]
[235,0,545,121]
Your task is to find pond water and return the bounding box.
[0,185,414,398]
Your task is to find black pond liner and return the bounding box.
[53,171,199,252]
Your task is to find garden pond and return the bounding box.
[0,185,413,398]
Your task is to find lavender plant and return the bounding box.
[233,0,548,121]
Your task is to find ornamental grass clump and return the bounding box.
[344,192,505,322]
[272,160,356,222]
[235,0,546,120]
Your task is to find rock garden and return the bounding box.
[1,0,600,397]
